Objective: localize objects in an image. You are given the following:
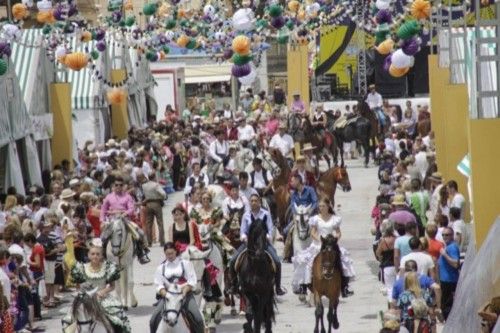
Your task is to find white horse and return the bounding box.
[180,246,211,306]
[105,217,137,309]
[156,284,190,333]
[292,204,313,262]
[63,287,114,333]
[197,223,226,331]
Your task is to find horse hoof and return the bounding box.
[333,322,339,330]
[131,301,138,308]
[298,294,306,302]
[123,306,128,311]
[230,309,238,316]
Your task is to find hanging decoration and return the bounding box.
[0,58,7,76]
[107,88,127,105]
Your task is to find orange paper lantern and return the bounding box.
[376,39,394,55]
[389,64,409,78]
[158,3,171,16]
[411,0,431,20]
[288,0,300,12]
[176,35,189,48]
[37,10,55,24]
[64,52,89,71]
[232,35,251,55]
[81,31,92,43]
[107,88,127,105]
[12,3,28,20]
[124,0,134,11]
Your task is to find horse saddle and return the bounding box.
[234,249,276,274]
[334,115,358,129]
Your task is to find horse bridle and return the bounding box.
[76,318,97,332]
[295,213,310,241]
[162,289,184,324]
[110,219,131,258]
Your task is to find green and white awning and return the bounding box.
[457,154,471,178]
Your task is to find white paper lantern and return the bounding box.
[232,8,255,31]
[375,0,391,10]
[2,24,21,40]
[238,68,257,85]
[203,4,216,18]
[391,49,412,68]
[36,0,52,11]
[55,46,67,58]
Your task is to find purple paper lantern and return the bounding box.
[401,38,420,56]
[223,49,234,60]
[111,11,122,23]
[95,29,106,41]
[0,42,12,57]
[232,64,251,78]
[376,9,392,24]
[383,54,392,72]
[53,5,65,21]
[271,16,286,29]
[68,4,78,17]
[96,41,107,52]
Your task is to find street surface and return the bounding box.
[44,159,389,332]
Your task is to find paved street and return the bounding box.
[43,158,388,332]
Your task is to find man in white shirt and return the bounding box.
[414,146,429,180]
[365,84,386,128]
[449,207,469,253]
[208,129,229,181]
[269,123,294,159]
[184,160,210,197]
[399,237,435,280]
[249,157,273,195]
[447,180,466,219]
[237,117,256,143]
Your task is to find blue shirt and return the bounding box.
[392,273,435,301]
[438,242,460,283]
[240,208,274,240]
[395,235,412,258]
[291,186,318,213]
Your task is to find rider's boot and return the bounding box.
[275,263,287,296]
[282,231,293,263]
[136,239,151,264]
[341,275,354,298]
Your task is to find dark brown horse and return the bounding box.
[312,234,342,333]
[316,166,352,207]
[417,118,432,137]
[301,117,338,168]
[267,147,291,233]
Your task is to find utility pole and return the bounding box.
[355,0,368,97]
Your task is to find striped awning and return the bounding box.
[457,154,471,178]
[11,29,43,104]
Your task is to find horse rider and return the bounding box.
[269,123,295,167]
[184,159,209,200]
[249,157,275,217]
[208,129,229,182]
[239,171,259,202]
[311,103,328,140]
[301,144,320,180]
[366,84,386,130]
[222,181,250,221]
[228,193,287,296]
[283,174,319,262]
[237,116,257,151]
[100,176,151,264]
[291,92,306,114]
[150,242,205,333]
[289,155,316,188]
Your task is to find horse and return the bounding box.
[292,204,313,267]
[417,118,431,137]
[64,287,114,333]
[311,235,342,333]
[180,246,211,306]
[222,207,247,316]
[316,165,352,207]
[105,217,137,309]
[333,101,374,167]
[300,117,337,169]
[238,217,276,333]
[155,283,190,333]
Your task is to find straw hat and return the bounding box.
[61,188,76,200]
[106,139,117,147]
[302,143,316,152]
[391,194,407,206]
[69,178,80,187]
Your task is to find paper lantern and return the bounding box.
[165,19,176,29]
[375,0,391,10]
[389,64,409,77]
[64,52,88,71]
[232,64,252,77]
[223,49,233,59]
[288,0,300,12]
[158,3,170,16]
[36,0,51,11]
[271,16,286,29]
[391,49,412,68]
[232,53,253,65]
[297,9,305,21]
[0,42,12,57]
[90,50,99,60]
[232,8,254,31]
[143,3,157,16]
[268,4,283,17]
[411,0,430,20]
[94,29,105,41]
[401,37,420,56]
[0,59,7,76]
[12,4,28,20]
[2,24,21,40]
[232,35,251,55]
[177,35,189,48]
[125,16,135,27]
[397,20,421,40]
[376,39,394,55]
[96,41,106,52]
[107,88,127,105]
[376,9,392,24]
[238,69,257,85]
[124,0,133,11]
[186,38,197,49]
[80,31,92,42]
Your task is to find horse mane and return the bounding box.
[320,235,342,271]
[247,215,267,250]
[72,290,114,332]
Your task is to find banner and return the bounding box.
[31,114,53,141]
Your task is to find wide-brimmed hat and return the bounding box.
[69,178,80,187]
[429,172,443,182]
[278,123,287,129]
[106,139,117,147]
[61,188,76,200]
[391,194,407,206]
[302,143,316,152]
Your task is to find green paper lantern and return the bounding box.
[119,19,126,27]
[180,19,189,27]
[285,19,295,30]
[232,53,253,65]
[397,20,421,40]
[186,39,197,49]
[143,3,157,16]
[268,4,283,18]
[125,16,135,27]
[162,46,170,54]
[91,31,97,40]
[0,59,7,76]
[146,50,156,60]
[277,34,289,44]
[256,19,268,30]
[375,30,389,44]
[42,25,52,35]
[165,19,176,29]
[90,50,99,60]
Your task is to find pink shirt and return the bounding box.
[100,192,135,221]
[291,100,305,113]
[265,119,279,137]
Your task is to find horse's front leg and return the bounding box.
[253,302,262,333]
[327,302,334,333]
[332,298,339,330]
[313,293,323,333]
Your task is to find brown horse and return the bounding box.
[266,147,291,233]
[316,166,352,207]
[312,234,342,333]
[267,147,291,187]
[417,118,431,137]
[301,117,338,168]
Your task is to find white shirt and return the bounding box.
[240,186,258,202]
[238,124,256,142]
[449,193,466,218]
[269,133,294,157]
[452,219,469,253]
[184,172,210,195]
[223,109,233,119]
[400,251,435,276]
[366,92,383,109]
[384,138,396,154]
[222,195,250,218]
[251,169,273,189]
[414,151,429,180]
[154,258,197,293]
[209,140,229,163]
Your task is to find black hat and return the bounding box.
[252,157,262,165]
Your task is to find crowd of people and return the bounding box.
[0,83,466,333]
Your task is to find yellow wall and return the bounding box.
[50,83,73,168]
[287,44,310,113]
[110,69,129,140]
[468,119,500,246]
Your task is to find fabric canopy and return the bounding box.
[184,64,232,84]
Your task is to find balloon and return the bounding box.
[376,39,394,55]
[232,63,252,77]
[391,49,412,68]
[238,69,257,85]
[389,64,409,77]
[232,8,255,31]
[375,0,391,10]
[0,59,7,76]
[411,0,430,20]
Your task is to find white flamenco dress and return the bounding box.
[291,214,355,292]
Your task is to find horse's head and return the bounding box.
[162,284,185,327]
[334,166,351,192]
[72,286,113,333]
[228,207,244,230]
[319,235,340,280]
[247,217,268,256]
[109,217,127,257]
[293,204,312,240]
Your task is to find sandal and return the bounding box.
[43,301,56,308]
